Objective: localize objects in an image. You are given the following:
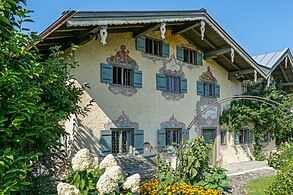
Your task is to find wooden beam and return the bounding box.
[132,23,161,38]
[204,47,231,60]
[279,64,293,90]
[228,69,254,79]
[180,34,205,52]
[172,22,200,35]
[191,29,216,49]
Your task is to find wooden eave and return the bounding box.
[35,10,266,80]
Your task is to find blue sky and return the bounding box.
[25,0,293,56]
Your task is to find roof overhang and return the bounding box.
[35,10,266,79]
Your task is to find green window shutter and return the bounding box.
[134,130,144,154]
[182,128,189,141]
[197,51,203,65]
[158,129,166,150]
[136,36,146,52]
[100,130,112,155]
[100,63,113,84]
[156,73,166,91]
[215,84,220,98]
[234,131,240,145]
[249,129,254,143]
[134,69,142,88]
[162,42,170,58]
[176,46,184,61]
[197,80,204,95]
[180,77,187,93]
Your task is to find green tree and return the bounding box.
[0,0,89,193]
[220,80,293,160]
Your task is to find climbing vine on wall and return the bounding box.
[220,80,293,160]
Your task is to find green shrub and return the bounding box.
[154,137,231,194]
[266,160,293,195]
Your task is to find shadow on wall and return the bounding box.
[73,118,100,157]
[232,144,254,161]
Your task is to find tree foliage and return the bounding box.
[220,80,293,159]
[0,0,88,193]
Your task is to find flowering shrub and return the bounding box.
[121,173,141,193]
[59,149,140,195]
[268,142,292,170]
[139,180,220,195]
[57,183,80,195]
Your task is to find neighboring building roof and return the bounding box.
[35,9,268,79]
[253,48,293,91]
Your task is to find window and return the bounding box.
[166,75,180,93]
[183,48,197,65]
[177,46,203,65]
[100,129,144,155]
[136,36,170,58]
[113,66,133,86]
[197,81,220,98]
[146,38,162,56]
[166,128,182,146]
[100,63,142,88]
[264,132,270,142]
[234,129,253,145]
[204,82,215,97]
[112,129,134,154]
[220,130,227,145]
[156,73,187,93]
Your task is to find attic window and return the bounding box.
[145,38,162,56]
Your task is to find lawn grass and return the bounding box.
[245,175,275,195]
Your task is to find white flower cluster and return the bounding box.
[99,154,118,170]
[57,182,80,195]
[121,173,141,193]
[96,173,118,195]
[71,148,93,172]
[104,165,124,182]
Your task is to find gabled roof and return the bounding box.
[35,10,266,79]
[253,48,293,91]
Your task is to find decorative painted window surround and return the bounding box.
[100,45,142,96]
[101,111,144,155]
[197,66,220,98]
[158,114,188,150]
[156,54,187,101]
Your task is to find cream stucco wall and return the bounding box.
[67,30,260,164]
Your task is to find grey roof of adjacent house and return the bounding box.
[253,48,293,91]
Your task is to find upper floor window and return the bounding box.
[176,46,203,66]
[113,66,133,86]
[146,38,162,56]
[100,63,142,88]
[136,36,170,58]
[156,73,187,94]
[197,81,220,98]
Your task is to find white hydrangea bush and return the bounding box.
[58,150,141,194]
[96,173,119,195]
[121,173,141,193]
[99,154,118,170]
[57,182,80,195]
[71,148,93,172]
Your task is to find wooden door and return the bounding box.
[202,129,216,165]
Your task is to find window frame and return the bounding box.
[165,74,181,93]
[112,64,134,87]
[165,128,182,146]
[111,128,134,155]
[145,37,163,56]
[239,129,249,144]
[203,82,215,97]
[183,47,197,65]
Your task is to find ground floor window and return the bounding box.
[235,129,253,144]
[166,128,182,146]
[112,129,134,154]
[239,129,249,144]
